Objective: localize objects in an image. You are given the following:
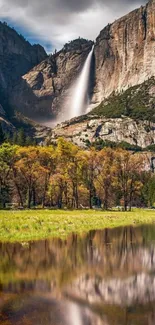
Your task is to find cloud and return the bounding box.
[0,0,147,52]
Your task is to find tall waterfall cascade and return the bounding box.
[68,45,94,119]
[54,45,94,126]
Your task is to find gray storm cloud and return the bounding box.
[0,0,147,51]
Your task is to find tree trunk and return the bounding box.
[32,186,36,207]
[16,183,23,207]
[27,188,32,208]
[75,185,79,209]
[89,189,92,209]
[124,198,128,211]
[42,175,49,208]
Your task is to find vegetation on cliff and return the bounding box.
[92,78,155,122]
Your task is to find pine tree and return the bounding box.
[0,124,5,145]
[25,135,33,146]
[17,128,25,146]
[12,132,18,144]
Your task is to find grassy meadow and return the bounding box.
[0,209,155,242]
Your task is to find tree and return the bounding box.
[142,173,155,207]
[95,148,116,209]
[114,150,143,211]
[55,138,81,208]
[38,146,56,208]
[0,124,5,145]
[25,136,33,146]
[0,143,17,207]
[81,148,98,209]
[0,137,149,210]
[17,128,25,146]
[15,147,47,208]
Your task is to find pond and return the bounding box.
[0,225,155,324]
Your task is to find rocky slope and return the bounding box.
[48,115,155,149]
[48,77,155,149]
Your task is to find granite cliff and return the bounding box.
[10,0,155,120]
[0,22,47,115]
[10,39,93,119]
[93,0,155,105]
[0,21,47,137]
[1,0,155,148]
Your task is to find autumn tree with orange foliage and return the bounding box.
[0,139,150,210]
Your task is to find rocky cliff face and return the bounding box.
[0,22,47,116]
[93,0,155,104]
[10,0,155,120]
[1,0,155,145]
[0,22,47,88]
[11,39,93,118]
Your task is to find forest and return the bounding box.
[0,136,154,211]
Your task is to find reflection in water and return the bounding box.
[0,225,155,324]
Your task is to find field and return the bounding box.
[0,209,155,242]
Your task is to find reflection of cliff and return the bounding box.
[1,225,155,325]
[67,273,155,306]
[0,226,155,287]
[0,294,106,325]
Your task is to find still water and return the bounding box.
[0,225,155,325]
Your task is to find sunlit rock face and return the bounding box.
[93,0,155,104]
[11,39,93,119]
[3,0,155,124]
[11,0,155,123]
[49,116,155,149]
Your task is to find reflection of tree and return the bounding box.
[1,225,155,325]
[0,225,155,291]
[117,226,137,271]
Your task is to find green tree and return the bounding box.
[0,124,5,145]
[0,143,17,207]
[25,135,33,146]
[17,128,25,146]
[12,132,18,144]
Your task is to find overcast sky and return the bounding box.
[0,0,147,52]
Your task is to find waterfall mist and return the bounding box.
[68,45,94,119]
[55,45,94,125]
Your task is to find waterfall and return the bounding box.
[68,45,94,119]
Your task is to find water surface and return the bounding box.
[0,225,155,324]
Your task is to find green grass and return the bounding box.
[0,209,155,242]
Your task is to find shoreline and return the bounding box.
[0,209,155,243]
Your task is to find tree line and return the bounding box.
[0,125,37,147]
[0,138,154,210]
